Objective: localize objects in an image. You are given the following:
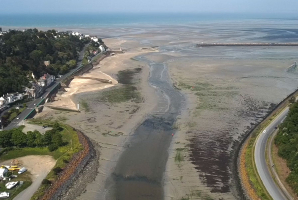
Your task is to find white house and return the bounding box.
[0,167,8,178]
[99,45,105,52]
[0,97,5,106]
[72,32,80,36]
[91,37,98,42]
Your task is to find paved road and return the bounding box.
[3,44,88,131]
[14,171,48,200]
[254,107,289,200]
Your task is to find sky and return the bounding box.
[1,0,298,14]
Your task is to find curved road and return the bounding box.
[254,107,290,200]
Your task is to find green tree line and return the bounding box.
[0,29,89,96]
[0,123,64,151]
[275,101,298,194]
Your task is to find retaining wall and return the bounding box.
[196,43,298,47]
[40,129,95,200]
[24,83,61,120]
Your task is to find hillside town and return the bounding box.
[0,28,107,128]
[0,27,111,198]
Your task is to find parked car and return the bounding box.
[0,192,9,198]
[18,167,27,174]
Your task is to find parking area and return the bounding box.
[21,122,52,134]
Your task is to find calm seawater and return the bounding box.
[0,13,298,28]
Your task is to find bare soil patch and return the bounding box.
[0,155,56,181]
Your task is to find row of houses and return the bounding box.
[0,93,24,109]
[25,73,55,99]
[70,31,99,42]
[0,73,55,112]
[0,27,7,36]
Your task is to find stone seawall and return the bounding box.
[196,43,298,47]
[40,129,95,200]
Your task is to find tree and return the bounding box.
[0,29,89,96]
[48,143,58,152]
[52,122,62,132]
[35,133,44,147]
[52,133,63,147]
[11,129,27,147]
[67,59,76,68]
[29,50,43,62]
[27,130,41,147]
[26,131,36,147]
[0,131,13,147]
[43,131,52,145]
[60,65,69,74]
[275,102,298,194]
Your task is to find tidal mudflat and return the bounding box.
[36,20,298,200]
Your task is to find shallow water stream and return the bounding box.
[108,55,184,200]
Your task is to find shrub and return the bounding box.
[11,129,27,147]
[42,179,51,185]
[48,144,58,152]
[53,167,63,175]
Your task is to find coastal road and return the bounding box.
[3,44,88,131]
[254,107,290,200]
[4,81,61,130]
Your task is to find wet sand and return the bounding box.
[34,20,298,200]
[108,57,184,199]
[35,38,161,200]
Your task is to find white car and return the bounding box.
[18,167,27,174]
[0,192,9,198]
[16,117,19,120]
[5,181,18,189]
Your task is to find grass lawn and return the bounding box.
[99,85,141,103]
[98,68,143,104]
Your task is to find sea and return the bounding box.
[0,13,298,28]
